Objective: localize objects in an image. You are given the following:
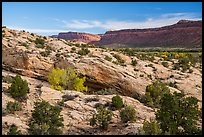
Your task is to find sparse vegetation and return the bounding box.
[6,101,22,114]
[90,106,113,130]
[120,105,136,123]
[7,124,22,135]
[40,50,51,57]
[113,54,125,65]
[77,47,90,55]
[112,95,124,110]
[10,75,29,100]
[28,101,64,135]
[131,59,137,66]
[138,119,162,135]
[35,44,45,49]
[34,38,45,45]
[104,55,112,62]
[20,42,29,49]
[70,47,76,53]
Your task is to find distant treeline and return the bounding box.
[109,47,202,53]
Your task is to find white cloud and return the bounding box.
[56,12,201,31]
[7,26,69,34]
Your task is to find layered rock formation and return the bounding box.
[92,20,202,48]
[52,20,202,48]
[51,32,101,43]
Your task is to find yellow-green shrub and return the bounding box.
[73,77,88,92]
[48,67,88,92]
[48,67,65,90]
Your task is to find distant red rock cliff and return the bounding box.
[52,20,202,48]
[51,32,101,43]
[91,20,202,48]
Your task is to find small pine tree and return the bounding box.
[28,101,64,135]
[145,81,170,108]
[10,75,29,100]
[112,95,124,109]
[90,106,113,130]
[131,59,137,66]
[156,92,201,135]
[138,119,162,135]
[120,105,136,123]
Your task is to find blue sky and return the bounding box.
[2,2,202,36]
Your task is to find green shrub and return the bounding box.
[121,48,135,56]
[156,92,201,135]
[21,42,29,49]
[34,38,45,45]
[48,67,88,92]
[6,101,22,114]
[35,44,45,49]
[112,95,124,109]
[161,61,168,68]
[173,57,190,72]
[120,105,136,123]
[145,81,170,108]
[7,124,22,135]
[10,75,29,100]
[131,59,137,66]
[77,47,90,55]
[90,106,113,130]
[104,55,112,62]
[28,101,64,135]
[138,119,162,135]
[40,50,51,57]
[71,47,76,53]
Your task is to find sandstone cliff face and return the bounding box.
[91,20,202,48]
[52,32,101,43]
[52,20,202,48]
